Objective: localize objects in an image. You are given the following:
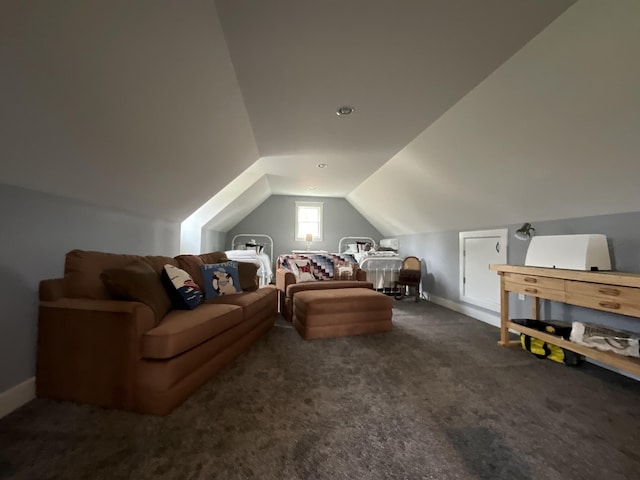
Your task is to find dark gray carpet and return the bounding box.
[1,301,639,480]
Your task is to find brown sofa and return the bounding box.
[276,267,372,322]
[37,249,277,416]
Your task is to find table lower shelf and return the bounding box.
[504,320,640,377]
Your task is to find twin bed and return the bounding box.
[224,234,274,287]
[338,236,404,293]
[225,234,404,293]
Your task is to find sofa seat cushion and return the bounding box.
[137,312,269,392]
[141,304,243,359]
[206,285,277,320]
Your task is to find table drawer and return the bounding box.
[503,273,564,291]
[504,280,565,302]
[566,281,640,316]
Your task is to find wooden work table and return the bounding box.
[489,264,640,377]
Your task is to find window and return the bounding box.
[295,202,323,241]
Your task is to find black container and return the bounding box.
[511,318,573,340]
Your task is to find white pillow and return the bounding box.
[344,243,357,254]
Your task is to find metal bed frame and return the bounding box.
[337,236,403,294]
[228,234,274,286]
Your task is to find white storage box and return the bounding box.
[525,234,611,271]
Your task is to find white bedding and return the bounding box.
[352,253,403,291]
[224,250,273,285]
[337,236,404,291]
[353,251,399,263]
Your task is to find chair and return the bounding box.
[394,256,421,302]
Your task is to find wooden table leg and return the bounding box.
[498,273,511,346]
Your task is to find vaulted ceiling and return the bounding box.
[2,1,639,239]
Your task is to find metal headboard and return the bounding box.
[230,234,274,263]
[338,236,376,253]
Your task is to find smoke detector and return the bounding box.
[336,106,354,116]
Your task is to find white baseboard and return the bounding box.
[427,293,500,327]
[426,294,639,382]
[0,377,36,419]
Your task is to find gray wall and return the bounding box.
[224,195,383,260]
[0,184,180,393]
[398,211,640,335]
[201,229,227,253]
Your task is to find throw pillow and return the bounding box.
[335,265,354,280]
[201,261,243,299]
[292,259,316,283]
[100,260,172,326]
[345,243,357,254]
[236,261,259,292]
[161,264,203,310]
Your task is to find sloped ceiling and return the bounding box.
[1,0,259,222]
[348,0,640,236]
[13,0,635,239]
[206,0,577,231]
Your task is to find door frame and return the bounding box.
[459,228,508,312]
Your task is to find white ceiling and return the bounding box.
[8,0,640,240]
[214,0,576,197]
[349,0,640,235]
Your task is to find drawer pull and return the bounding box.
[523,277,538,283]
[524,288,538,294]
[598,301,621,310]
[598,288,620,296]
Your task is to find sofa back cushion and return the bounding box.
[199,252,260,292]
[175,254,207,290]
[100,260,173,325]
[182,252,259,292]
[64,250,178,299]
[198,252,230,264]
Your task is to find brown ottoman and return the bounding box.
[293,288,393,340]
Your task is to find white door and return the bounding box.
[459,229,507,312]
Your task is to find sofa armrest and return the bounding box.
[39,278,65,301]
[276,268,296,292]
[276,268,296,314]
[356,269,367,281]
[37,298,156,410]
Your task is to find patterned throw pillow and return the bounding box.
[201,261,243,298]
[335,265,354,280]
[292,259,316,283]
[161,264,203,310]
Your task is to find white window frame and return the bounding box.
[295,201,323,241]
